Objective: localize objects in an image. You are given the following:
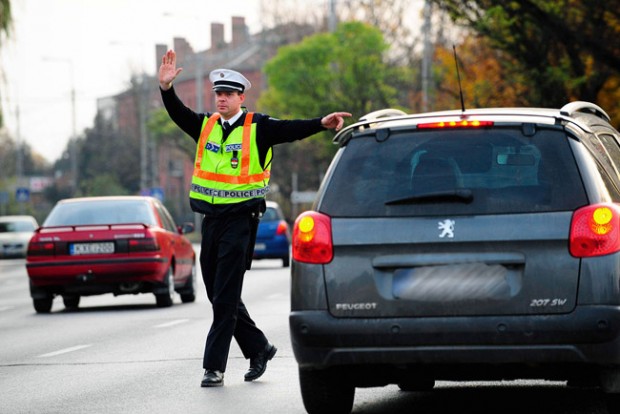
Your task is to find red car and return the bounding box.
[26,196,196,313]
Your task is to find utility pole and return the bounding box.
[15,105,23,185]
[421,0,433,112]
[328,0,337,32]
[15,105,24,214]
[70,76,78,194]
[136,75,149,193]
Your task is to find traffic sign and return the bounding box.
[291,191,317,203]
[150,187,164,201]
[15,187,30,203]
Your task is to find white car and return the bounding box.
[0,215,39,258]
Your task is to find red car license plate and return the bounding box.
[69,242,115,255]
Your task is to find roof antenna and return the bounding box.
[453,44,466,112]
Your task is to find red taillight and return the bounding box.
[570,204,620,257]
[128,238,159,252]
[417,120,494,129]
[292,212,333,264]
[27,241,55,256]
[276,221,289,236]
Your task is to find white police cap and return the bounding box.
[209,69,251,93]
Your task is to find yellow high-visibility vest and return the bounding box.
[190,112,272,204]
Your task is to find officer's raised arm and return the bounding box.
[158,49,183,91]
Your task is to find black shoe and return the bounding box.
[201,370,224,387]
[245,343,277,382]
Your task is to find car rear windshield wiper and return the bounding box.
[385,189,474,205]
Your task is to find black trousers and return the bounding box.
[200,213,268,372]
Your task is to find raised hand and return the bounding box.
[159,49,183,90]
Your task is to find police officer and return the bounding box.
[158,49,351,387]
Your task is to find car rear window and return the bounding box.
[319,127,588,217]
[44,200,157,226]
[262,207,279,221]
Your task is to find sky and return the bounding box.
[0,0,269,163]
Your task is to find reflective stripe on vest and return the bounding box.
[190,112,271,204]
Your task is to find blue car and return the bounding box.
[253,201,291,267]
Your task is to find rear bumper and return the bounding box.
[290,306,620,370]
[26,256,168,288]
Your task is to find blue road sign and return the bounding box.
[150,187,164,201]
[15,187,30,203]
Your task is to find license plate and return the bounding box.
[392,263,512,301]
[254,243,266,251]
[70,242,115,255]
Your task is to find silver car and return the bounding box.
[290,102,620,413]
[0,215,39,258]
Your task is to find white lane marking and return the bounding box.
[0,306,14,312]
[154,319,189,329]
[37,344,92,358]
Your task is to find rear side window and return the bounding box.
[320,127,588,217]
[154,202,178,232]
[582,132,620,200]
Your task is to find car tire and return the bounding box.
[62,295,80,310]
[282,255,290,268]
[180,263,196,303]
[155,267,174,308]
[33,297,53,314]
[298,368,355,414]
[397,378,435,392]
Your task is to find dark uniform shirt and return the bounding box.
[160,86,326,217]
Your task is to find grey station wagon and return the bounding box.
[290,102,620,413]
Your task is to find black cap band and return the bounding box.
[213,80,244,92]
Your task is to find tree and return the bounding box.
[423,36,530,111]
[259,22,401,215]
[431,0,620,122]
[77,113,140,195]
[148,108,195,159]
[0,0,10,42]
[339,0,420,65]
[261,21,399,123]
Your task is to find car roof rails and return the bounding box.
[560,101,611,122]
[359,108,408,122]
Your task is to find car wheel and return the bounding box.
[33,297,53,314]
[298,368,354,414]
[397,378,435,392]
[62,295,80,310]
[180,263,196,303]
[282,255,290,268]
[155,267,174,308]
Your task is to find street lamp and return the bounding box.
[41,56,78,193]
